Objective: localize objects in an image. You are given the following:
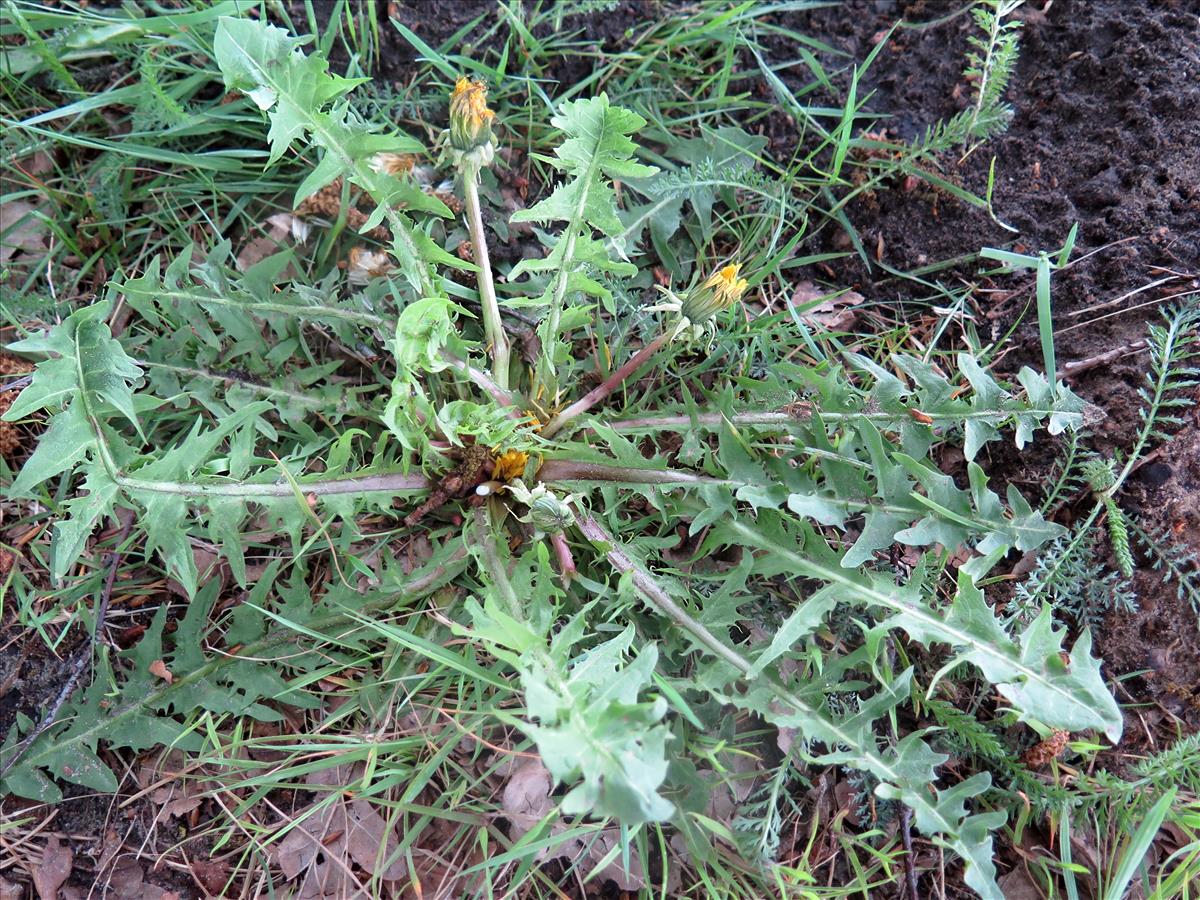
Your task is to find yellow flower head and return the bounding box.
[450,77,496,156]
[681,262,750,324]
[706,263,749,306]
[491,449,529,483]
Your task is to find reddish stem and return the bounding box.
[550,531,577,585]
[539,331,672,438]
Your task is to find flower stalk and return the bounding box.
[540,262,749,438]
[461,168,510,390]
[450,77,510,391]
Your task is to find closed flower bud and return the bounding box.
[528,490,575,534]
[681,263,749,324]
[449,77,496,166]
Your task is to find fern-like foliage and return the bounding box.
[1039,430,1089,513]
[1082,458,1135,578]
[964,0,1024,143]
[893,0,1022,170]
[1008,531,1137,629]
[1022,303,1198,615]
[1137,303,1200,448]
[623,125,772,249]
[1130,520,1200,619]
[730,759,800,865]
[923,695,1008,761]
[132,48,190,132]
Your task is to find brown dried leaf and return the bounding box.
[273,764,406,898]
[501,759,553,839]
[790,280,865,331]
[493,753,644,889]
[138,752,204,822]
[33,836,72,900]
[108,860,146,895]
[345,799,406,880]
[235,213,297,272]
[191,858,230,895]
[0,876,22,900]
[997,867,1044,900]
[148,659,174,684]
[0,201,48,264]
[543,827,646,891]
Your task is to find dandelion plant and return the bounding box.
[0,13,1140,900]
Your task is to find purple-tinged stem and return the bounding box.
[539,331,672,438]
[550,532,578,585]
[537,459,725,486]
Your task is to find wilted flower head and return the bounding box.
[369,152,416,177]
[346,247,394,285]
[449,77,496,167]
[491,448,529,482]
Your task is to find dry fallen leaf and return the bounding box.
[0,200,49,264]
[33,836,72,900]
[273,764,406,899]
[997,867,1044,900]
[0,876,22,900]
[190,858,230,895]
[496,754,646,891]
[501,759,553,839]
[235,213,300,272]
[136,751,209,822]
[148,659,174,684]
[108,860,146,896]
[790,280,865,331]
[105,860,181,900]
[543,826,647,892]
